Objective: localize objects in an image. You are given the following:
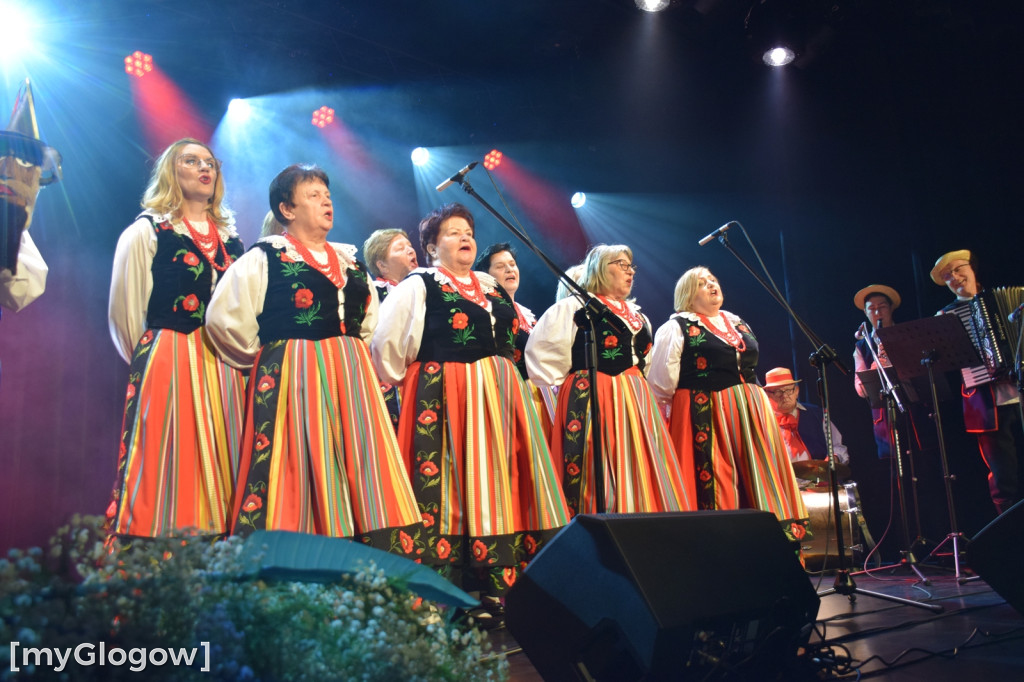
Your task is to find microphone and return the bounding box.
[1009,302,1024,323]
[854,322,868,340]
[435,162,479,192]
[698,221,736,246]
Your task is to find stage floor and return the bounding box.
[495,568,1024,680]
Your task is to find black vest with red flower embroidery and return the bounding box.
[674,315,759,392]
[570,305,653,376]
[254,242,371,344]
[146,217,244,333]
[414,271,517,364]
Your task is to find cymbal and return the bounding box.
[791,459,851,481]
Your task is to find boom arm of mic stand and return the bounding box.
[453,179,608,513]
[713,233,849,376]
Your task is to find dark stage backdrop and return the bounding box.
[0,1,1018,551]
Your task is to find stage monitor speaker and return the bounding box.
[968,499,1024,616]
[505,510,819,681]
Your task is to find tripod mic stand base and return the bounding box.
[927,532,982,584]
[852,550,932,585]
[817,569,943,613]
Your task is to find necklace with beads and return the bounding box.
[598,295,644,331]
[439,266,488,306]
[182,217,233,272]
[696,312,746,351]
[285,233,346,288]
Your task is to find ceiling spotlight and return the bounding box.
[227,98,251,122]
[635,0,670,12]
[745,0,804,68]
[124,51,154,78]
[483,149,503,170]
[570,192,587,209]
[311,106,334,128]
[763,46,796,67]
[411,147,430,166]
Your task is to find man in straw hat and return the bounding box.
[0,79,61,313]
[763,367,849,468]
[852,284,902,458]
[931,249,1023,515]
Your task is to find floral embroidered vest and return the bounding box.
[570,305,652,376]
[414,271,517,364]
[674,315,759,392]
[254,242,371,344]
[146,216,243,333]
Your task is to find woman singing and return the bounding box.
[526,244,692,516]
[647,266,806,535]
[107,138,245,539]
[371,203,569,626]
[205,164,422,552]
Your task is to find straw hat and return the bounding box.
[929,249,972,286]
[764,367,800,388]
[853,284,901,311]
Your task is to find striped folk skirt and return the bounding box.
[669,382,807,529]
[397,355,570,578]
[108,326,245,538]
[231,336,423,554]
[553,367,694,516]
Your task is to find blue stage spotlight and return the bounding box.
[1,4,36,62]
[227,98,252,122]
[571,192,587,209]
[411,147,430,166]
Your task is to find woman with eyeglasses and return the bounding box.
[647,266,806,538]
[107,138,245,540]
[526,244,691,516]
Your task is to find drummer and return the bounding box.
[764,367,850,483]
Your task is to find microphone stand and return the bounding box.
[707,225,940,612]
[852,324,930,584]
[445,173,609,513]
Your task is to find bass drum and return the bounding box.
[800,482,876,571]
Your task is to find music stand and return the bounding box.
[876,314,983,583]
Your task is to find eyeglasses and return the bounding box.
[942,263,971,284]
[766,386,798,398]
[177,154,220,171]
[609,259,638,273]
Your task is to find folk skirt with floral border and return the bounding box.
[554,367,694,516]
[669,382,808,539]
[231,337,423,555]
[108,327,245,538]
[397,355,570,593]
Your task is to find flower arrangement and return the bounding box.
[1,516,508,681]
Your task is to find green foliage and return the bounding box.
[1,516,507,681]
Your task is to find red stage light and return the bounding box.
[124,51,154,79]
[312,106,335,128]
[483,149,503,170]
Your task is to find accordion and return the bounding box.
[951,287,1024,388]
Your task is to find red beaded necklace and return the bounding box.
[696,312,746,351]
[439,266,488,307]
[285,234,346,288]
[182,217,232,272]
[598,295,644,331]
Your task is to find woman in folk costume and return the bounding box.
[107,138,245,539]
[647,266,807,538]
[371,203,569,626]
[525,244,692,516]
[205,164,421,553]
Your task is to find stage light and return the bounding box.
[311,105,335,128]
[571,192,587,209]
[411,147,430,166]
[227,98,251,122]
[124,51,154,79]
[483,149,503,170]
[763,46,796,67]
[635,0,670,12]
[0,5,34,62]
